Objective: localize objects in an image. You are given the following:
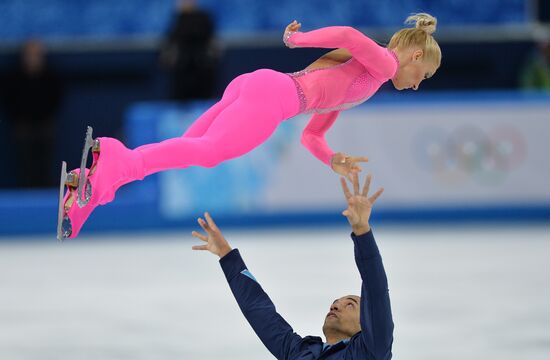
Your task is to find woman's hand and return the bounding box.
[191,212,232,258]
[283,20,301,48]
[285,20,301,33]
[331,152,369,181]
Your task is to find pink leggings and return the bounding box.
[135,69,300,177]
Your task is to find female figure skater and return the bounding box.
[57,13,442,240]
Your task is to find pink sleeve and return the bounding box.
[285,26,397,80]
[300,111,339,166]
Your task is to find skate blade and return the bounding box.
[77,126,94,208]
[57,161,72,242]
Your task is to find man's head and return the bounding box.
[322,295,361,343]
[20,39,46,75]
[178,0,197,12]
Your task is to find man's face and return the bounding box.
[322,295,361,338]
[22,40,45,74]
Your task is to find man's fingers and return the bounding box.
[368,187,384,204]
[192,245,208,251]
[340,177,352,199]
[352,172,360,195]
[204,212,218,231]
[362,174,372,197]
[197,218,209,232]
[191,231,207,242]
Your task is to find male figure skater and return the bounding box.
[192,173,393,359]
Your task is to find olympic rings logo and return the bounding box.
[413,125,527,185]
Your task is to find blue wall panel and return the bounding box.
[1,91,549,239]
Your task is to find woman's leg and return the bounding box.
[137,70,300,176]
[135,75,245,154]
[180,74,245,138]
[59,70,299,239]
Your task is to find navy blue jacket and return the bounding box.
[219,230,394,359]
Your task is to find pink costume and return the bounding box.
[63,26,399,238]
[285,26,399,164]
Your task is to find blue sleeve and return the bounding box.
[220,249,304,360]
[352,230,394,359]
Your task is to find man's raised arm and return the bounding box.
[340,174,394,359]
[191,213,303,360]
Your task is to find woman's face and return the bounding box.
[391,49,438,91]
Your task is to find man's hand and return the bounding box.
[331,152,369,182]
[340,173,384,236]
[191,212,232,258]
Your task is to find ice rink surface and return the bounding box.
[1,225,549,360]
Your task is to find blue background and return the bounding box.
[0,0,528,40]
[0,0,547,238]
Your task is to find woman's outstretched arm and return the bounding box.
[284,21,397,81]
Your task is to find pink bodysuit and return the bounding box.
[285,26,399,165]
[66,26,401,238]
[134,26,399,178]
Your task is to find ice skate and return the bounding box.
[56,127,144,241]
[57,164,92,241]
[74,126,100,207]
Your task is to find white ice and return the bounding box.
[1,225,549,360]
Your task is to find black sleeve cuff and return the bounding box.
[351,230,381,259]
[219,248,247,282]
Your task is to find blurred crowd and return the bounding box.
[0,0,218,189]
[160,0,218,100]
[1,40,63,188]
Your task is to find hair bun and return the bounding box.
[405,13,437,35]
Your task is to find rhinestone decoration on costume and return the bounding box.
[287,58,378,115]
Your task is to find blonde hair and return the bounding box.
[388,13,441,67]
